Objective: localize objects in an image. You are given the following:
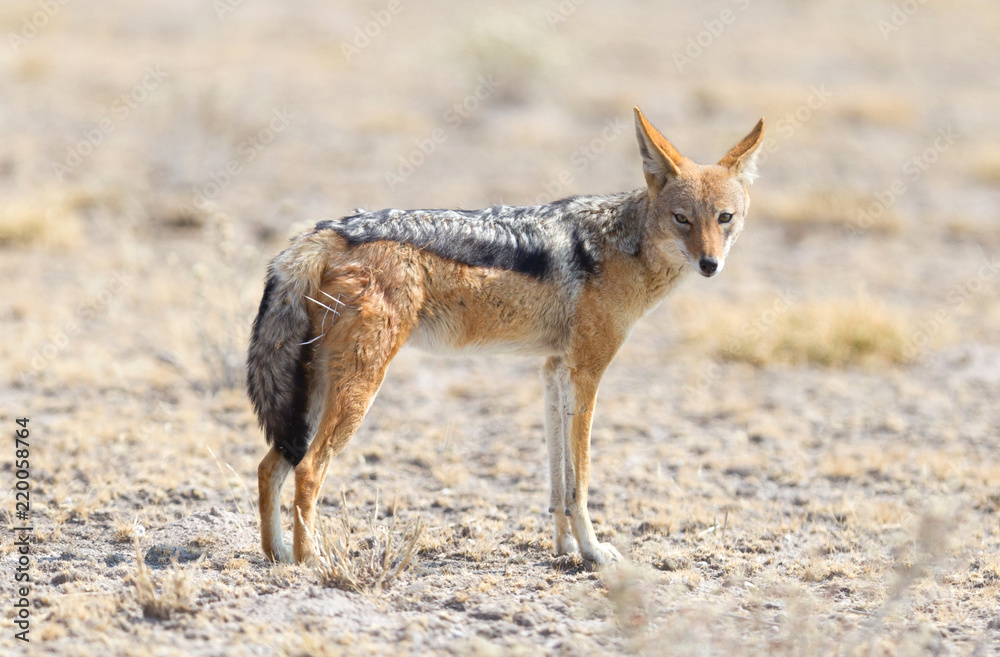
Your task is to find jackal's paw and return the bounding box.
[292,543,319,566]
[581,542,622,566]
[293,549,319,566]
[555,533,579,556]
[268,541,294,564]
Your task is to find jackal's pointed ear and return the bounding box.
[633,107,683,195]
[718,118,766,186]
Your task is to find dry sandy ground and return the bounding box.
[1,1,1000,655]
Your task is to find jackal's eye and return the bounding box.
[673,213,689,225]
[718,212,733,224]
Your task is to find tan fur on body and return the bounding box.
[252,108,766,565]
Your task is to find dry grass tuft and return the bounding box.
[191,213,259,390]
[597,508,959,657]
[132,540,197,620]
[601,561,653,647]
[112,515,144,543]
[762,189,903,234]
[967,147,1000,185]
[0,191,84,248]
[279,627,376,657]
[833,90,918,126]
[943,216,1000,239]
[463,12,553,102]
[679,296,914,367]
[305,490,423,594]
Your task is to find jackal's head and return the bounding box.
[633,107,765,277]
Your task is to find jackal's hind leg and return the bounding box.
[291,305,401,564]
[258,446,294,563]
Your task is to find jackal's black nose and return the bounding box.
[699,257,718,276]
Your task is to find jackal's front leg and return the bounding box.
[542,357,578,556]
[566,369,622,566]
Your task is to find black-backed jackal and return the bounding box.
[248,108,765,565]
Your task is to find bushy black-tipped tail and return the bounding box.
[246,263,315,466]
